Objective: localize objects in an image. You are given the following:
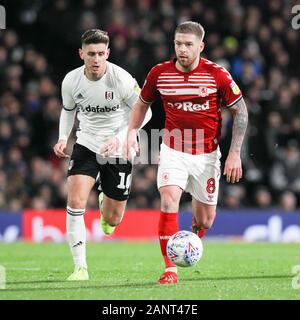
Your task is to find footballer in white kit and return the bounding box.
[61,61,144,199]
[53,29,151,281]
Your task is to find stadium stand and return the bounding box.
[0,0,299,212]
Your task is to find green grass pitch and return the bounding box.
[0,242,299,300]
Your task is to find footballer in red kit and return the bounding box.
[124,21,248,284]
[140,57,243,154]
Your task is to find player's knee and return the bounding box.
[107,219,121,227]
[201,221,213,229]
[199,217,215,229]
[160,195,179,212]
[103,209,124,226]
[67,196,87,209]
[159,187,181,212]
[107,216,121,227]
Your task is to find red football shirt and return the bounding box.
[140,58,243,154]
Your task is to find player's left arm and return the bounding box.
[100,76,152,157]
[123,80,152,128]
[224,98,248,183]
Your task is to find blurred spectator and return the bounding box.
[270,140,300,195]
[278,191,297,212]
[8,198,23,212]
[220,185,246,209]
[0,0,299,210]
[265,112,286,160]
[253,186,273,209]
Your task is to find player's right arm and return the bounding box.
[53,74,77,159]
[124,98,151,159]
[123,66,159,160]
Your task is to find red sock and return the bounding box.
[158,212,178,268]
[192,216,207,238]
[198,228,206,238]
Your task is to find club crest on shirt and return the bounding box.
[105,91,114,101]
[198,87,209,97]
[162,172,169,182]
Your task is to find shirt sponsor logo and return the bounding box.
[167,101,209,112]
[81,104,120,113]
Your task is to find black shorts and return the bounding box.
[67,143,133,201]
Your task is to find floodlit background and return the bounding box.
[0,0,300,243]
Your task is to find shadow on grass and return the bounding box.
[1,274,291,292]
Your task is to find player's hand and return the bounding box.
[100,137,121,157]
[123,129,139,161]
[53,140,69,158]
[223,151,242,183]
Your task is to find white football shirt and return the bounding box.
[61,61,144,155]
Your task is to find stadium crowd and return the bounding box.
[0,0,299,212]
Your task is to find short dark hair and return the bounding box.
[175,21,205,41]
[81,29,109,47]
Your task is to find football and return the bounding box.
[167,230,203,267]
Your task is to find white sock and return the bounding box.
[165,267,177,274]
[66,206,87,269]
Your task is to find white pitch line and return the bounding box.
[9,268,41,271]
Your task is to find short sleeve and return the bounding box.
[122,75,140,107]
[140,66,159,104]
[215,66,243,108]
[61,74,76,111]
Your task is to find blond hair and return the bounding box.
[175,21,205,41]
